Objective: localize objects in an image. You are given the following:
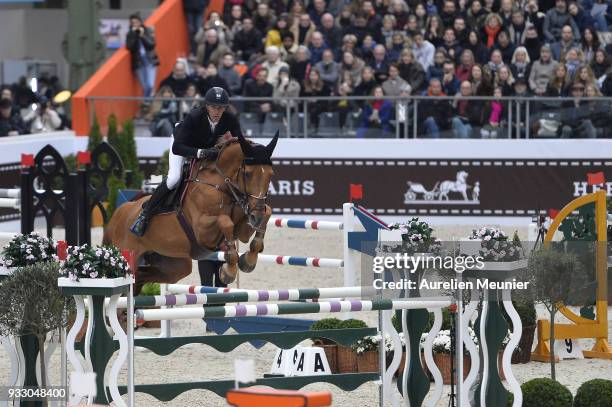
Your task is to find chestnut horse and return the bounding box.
[103,132,277,293]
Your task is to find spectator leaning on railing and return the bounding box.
[273,66,301,112]
[529,45,558,95]
[126,12,160,99]
[357,86,394,137]
[419,78,454,138]
[243,67,274,123]
[149,86,179,138]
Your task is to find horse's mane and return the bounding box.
[214,137,260,150]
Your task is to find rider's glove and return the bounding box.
[197,148,219,160]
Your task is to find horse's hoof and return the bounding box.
[238,253,256,273]
[220,268,236,284]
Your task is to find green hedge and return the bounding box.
[521,378,572,407]
[574,379,612,407]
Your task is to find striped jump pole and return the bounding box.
[166,284,365,295]
[205,252,343,268]
[119,286,367,308]
[0,198,20,209]
[135,297,453,322]
[267,217,343,231]
[0,189,20,199]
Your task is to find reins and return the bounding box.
[187,141,268,231]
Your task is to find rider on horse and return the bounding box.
[130,86,241,237]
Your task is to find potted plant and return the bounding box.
[309,317,342,373]
[57,243,133,406]
[463,228,527,270]
[352,334,393,372]
[420,327,477,384]
[0,262,74,406]
[337,318,368,373]
[0,231,58,269]
[58,243,132,285]
[138,282,161,329]
[527,244,587,380]
[386,218,441,255]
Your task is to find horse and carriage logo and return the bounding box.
[403,171,480,204]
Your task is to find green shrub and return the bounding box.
[310,317,343,345]
[339,318,368,329]
[105,175,126,222]
[107,114,120,151]
[119,119,144,189]
[574,379,612,407]
[310,318,342,330]
[87,116,103,151]
[140,283,161,296]
[522,378,572,407]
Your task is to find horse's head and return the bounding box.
[216,131,278,230]
[456,171,468,183]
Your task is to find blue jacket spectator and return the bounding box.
[568,1,596,31]
[356,86,394,137]
[308,32,328,64]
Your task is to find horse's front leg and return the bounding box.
[237,205,272,273]
[215,214,239,284]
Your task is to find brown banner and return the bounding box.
[265,158,612,216]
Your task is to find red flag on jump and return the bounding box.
[77,151,91,165]
[548,209,559,220]
[349,184,363,202]
[121,250,136,276]
[56,240,68,261]
[587,172,605,186]
[21,154,34,167]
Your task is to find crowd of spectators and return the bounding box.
[0,77,70,138]
[165,0,612,137]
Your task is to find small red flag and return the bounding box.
[548,209,559,219]
[121,250,136,275]
[21,154,34,167]
[349,184,363,202]
[77,151,91,165]
[56,241,68,261]
[587,172,605,186]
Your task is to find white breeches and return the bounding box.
[166,136,185,190]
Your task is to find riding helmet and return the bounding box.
[204,87,229,107]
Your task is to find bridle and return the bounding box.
[188,142,269,232]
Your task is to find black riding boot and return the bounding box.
[130,181,171,237]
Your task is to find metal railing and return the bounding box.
[86,95,612,139]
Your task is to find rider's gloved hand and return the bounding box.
[197,148,219,160]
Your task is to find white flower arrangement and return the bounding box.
[420,327,479,354]
[59,244,131,281]
[352,333,396,355]
[419,327,513,354]
[0,232,58,268]
[466,227,523,262]
[386,218,441,255]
